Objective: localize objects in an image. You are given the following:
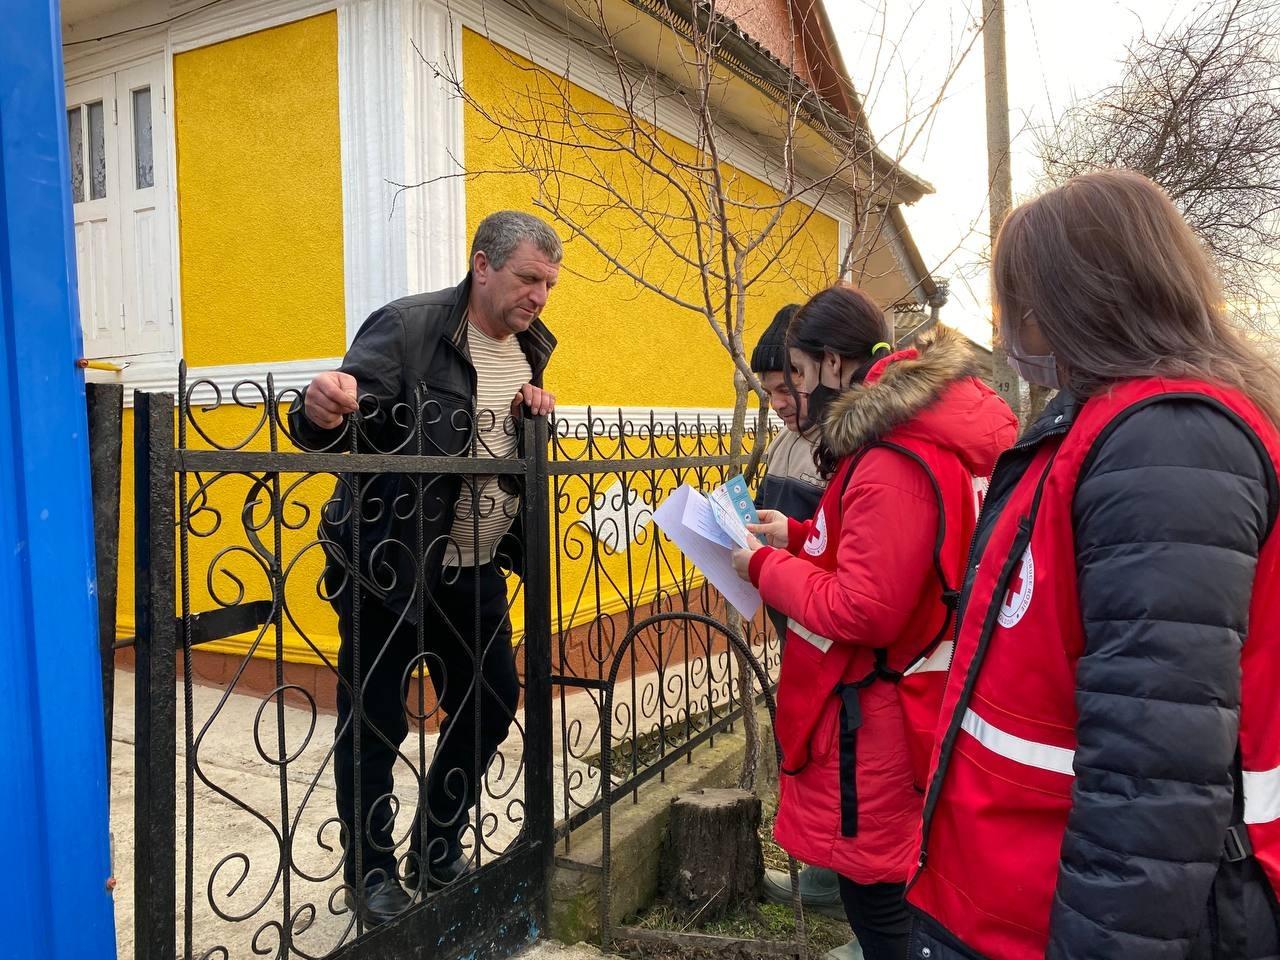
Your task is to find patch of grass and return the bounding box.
[586,701,738,775]
[758,794,791,874]
[628,900,849,955]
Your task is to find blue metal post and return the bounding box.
[0,1,118,958]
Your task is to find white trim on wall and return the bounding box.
[338,0,466,342]
[406,0,467,297]
[96,356,342,405]
[169,0,340,51]
[63,29,167,79]
[338,0,409,338]
[837,220,852,280]
[553,406,780,433]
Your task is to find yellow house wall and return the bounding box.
[174,11,346,368]
[461,28,838,409]
[113,22,838,664]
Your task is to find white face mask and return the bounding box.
[1007,312,1061,390]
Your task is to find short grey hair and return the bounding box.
[470,210,563,270]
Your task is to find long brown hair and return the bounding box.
[992,169,1280,425]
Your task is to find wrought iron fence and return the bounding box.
[133,370,553,960]
[130,374,777,960]
[545,410,781,845]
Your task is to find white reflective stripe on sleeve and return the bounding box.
[1243,765,1280,825]
[786,619,833,653]
[903,641,954,677]
[960,708,1076,777]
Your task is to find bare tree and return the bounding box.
[414,0,975,788]
[421,0,979,471]
[1037,0,1280,322]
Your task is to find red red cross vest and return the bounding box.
[907,378,1280,959]
[773,439,978,790]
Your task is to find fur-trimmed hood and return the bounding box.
[822,325,1016,476]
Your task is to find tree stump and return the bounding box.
[660,788,763,925]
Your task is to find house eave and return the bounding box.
[620,0,934,205]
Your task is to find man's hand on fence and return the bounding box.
[304,371,359,429]
[513,383,556,417]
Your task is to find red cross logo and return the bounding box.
[998,547,1035,628]
[1004,567,1026,609]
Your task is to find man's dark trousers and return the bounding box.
[331,563,520,888]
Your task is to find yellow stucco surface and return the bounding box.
[461,28,839,409]
[173,12,346,367]
[113,25,838,664]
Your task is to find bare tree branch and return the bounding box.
[1037,0,1280,327]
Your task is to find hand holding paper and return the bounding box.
[748,509,789,548]
[653,478,763,619]
[730,543,760,581]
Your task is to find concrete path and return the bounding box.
[107,646,756,959]
[518,943,610,959]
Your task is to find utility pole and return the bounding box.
[983,0,1024,422]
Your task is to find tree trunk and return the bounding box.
[1027,384,1054,422]
[727,369,763,791]
[661,788,764,924]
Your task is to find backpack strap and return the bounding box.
[1216,753,1257,954]
[837,441,959,684]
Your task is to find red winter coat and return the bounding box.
[747,327,1017,884]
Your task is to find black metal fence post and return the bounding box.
[86,382,123,762]
[522,414,556,925]
[133,390,176,960]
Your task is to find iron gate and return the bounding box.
[130,373,782,960]
[132,370,554,960]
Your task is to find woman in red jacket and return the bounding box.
[907,171,1280,960]
[732,285,1016,960]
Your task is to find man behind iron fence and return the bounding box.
[290,210,561,927]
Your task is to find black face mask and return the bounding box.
[802,383,840,433]
[798,356,881,433]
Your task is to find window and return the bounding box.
[65,58,174,362]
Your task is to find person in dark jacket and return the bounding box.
[290,211,559,926]
[908,171,1280,960]
[752,304,825,528]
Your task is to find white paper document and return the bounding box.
[654,484,762,619]
[707,486,754,549]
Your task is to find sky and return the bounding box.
[828,0,1206,344]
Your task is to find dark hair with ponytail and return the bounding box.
[786,284,893,478]
[788,284,892,363]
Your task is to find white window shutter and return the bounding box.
[66,56,175,363]
[67,74,126,360]
[116,59,175,357]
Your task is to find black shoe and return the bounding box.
[427,851,473,890]
[404,849,473,894]
[343,876,414,928]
